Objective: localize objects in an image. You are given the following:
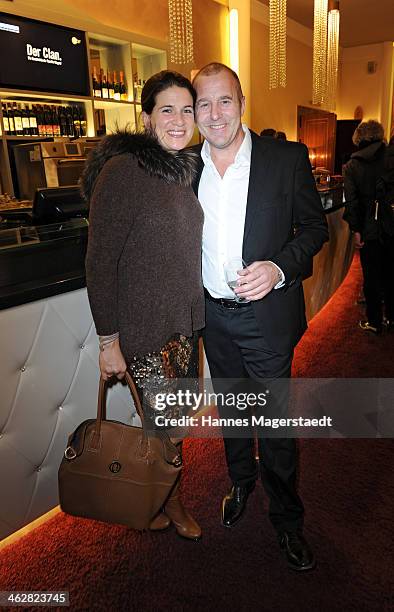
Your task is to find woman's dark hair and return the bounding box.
[141,70,196,115]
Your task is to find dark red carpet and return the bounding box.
[1,253,393,612]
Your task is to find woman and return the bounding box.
[81,71,204,540]
[343,120,393,334]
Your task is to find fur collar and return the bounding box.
[80,130,199,201]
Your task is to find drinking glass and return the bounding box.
[223,257,250,303]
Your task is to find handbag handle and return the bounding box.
[92,372,145,444]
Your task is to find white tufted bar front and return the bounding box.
[0,287,140,541]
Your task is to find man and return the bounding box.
[192,63,328,571]
[343,120,394,334]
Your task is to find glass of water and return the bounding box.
[223,258,250,303]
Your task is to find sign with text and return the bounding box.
[0,12,89,95]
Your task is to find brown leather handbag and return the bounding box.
[58,371,182,529]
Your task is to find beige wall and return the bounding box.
[337,43,385,121]
[337,42,393,138]
[250,19,313,141]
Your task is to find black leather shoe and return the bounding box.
[279,531,316,571]
[221,483,255,528]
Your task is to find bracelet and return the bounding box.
[99,332,119,351]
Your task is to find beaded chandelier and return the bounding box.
[312,0,328,105]
[168,0,194,64]
[325,1,340,110]
[269,0,287,89]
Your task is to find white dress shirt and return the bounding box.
[198,125,284,299]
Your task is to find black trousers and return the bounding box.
[359,237,394,327]
[202,298,304,533]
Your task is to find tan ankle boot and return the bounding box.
[149,511,171,531]
[164,477,201,541]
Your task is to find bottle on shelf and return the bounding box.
[52,106,61,137]
[101,69,109,99]
[13,103,24,136]
[21,103,31,136]
[2,102,10,135]
[43,105,53,137]
[92,66,101,98]
[35,105,44,137]
[57,106,67,137]
[78,106,87,137]
[113,71,120,101]
[119,71,127,101]
[72,106,81,138]
[28,104,38,136]
[66,106,75,137]
[107,70,114,99]
[7,103,15,136]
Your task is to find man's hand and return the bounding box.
[353,232,364,249]
[99,338,127,381]
[234,261,281,301]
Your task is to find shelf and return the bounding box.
[3,136,66,142]
[0,90,92,103]
[93,98,134,109]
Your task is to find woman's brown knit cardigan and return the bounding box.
[80,131,205,363]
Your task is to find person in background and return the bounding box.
[276,131,287,141]
[81,71,204,541]
[192,62,328,571]
[260,128,277,138]
[343,120,393,334]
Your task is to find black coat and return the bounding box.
[343,141,386,240]
[192,131,329,355]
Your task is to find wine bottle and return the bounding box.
[66,106,74,137]
[113,71,120,101]
[58,106,67,136]
[35,105,43,137]
[7,103,15,135]
[28,104,38,136]
[108,70,114,99]
[101,69,109,99]
[119,71,127,101]
[93,66,101,98]
[43,105,53,137]
[78,106,87,136]
[73,106,81,138]
[13,103,24,136]
[21,103,31,136]
[2,103,10,134]
[52,105,61,137]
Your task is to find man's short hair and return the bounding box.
[192,62,244,103]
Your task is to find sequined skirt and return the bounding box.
[129,333,199,430]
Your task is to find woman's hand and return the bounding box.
[99,338,127,381]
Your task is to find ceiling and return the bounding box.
[258,0,394,48]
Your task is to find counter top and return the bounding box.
[0,183,345,311]
[0,218,88,310]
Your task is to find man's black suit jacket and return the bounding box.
[192,130,329,355]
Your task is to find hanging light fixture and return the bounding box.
[168,0,194,64]
[269,0,287,89]
[325,0,340,110]
[312,0,328,105]
[229,8,239,76]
